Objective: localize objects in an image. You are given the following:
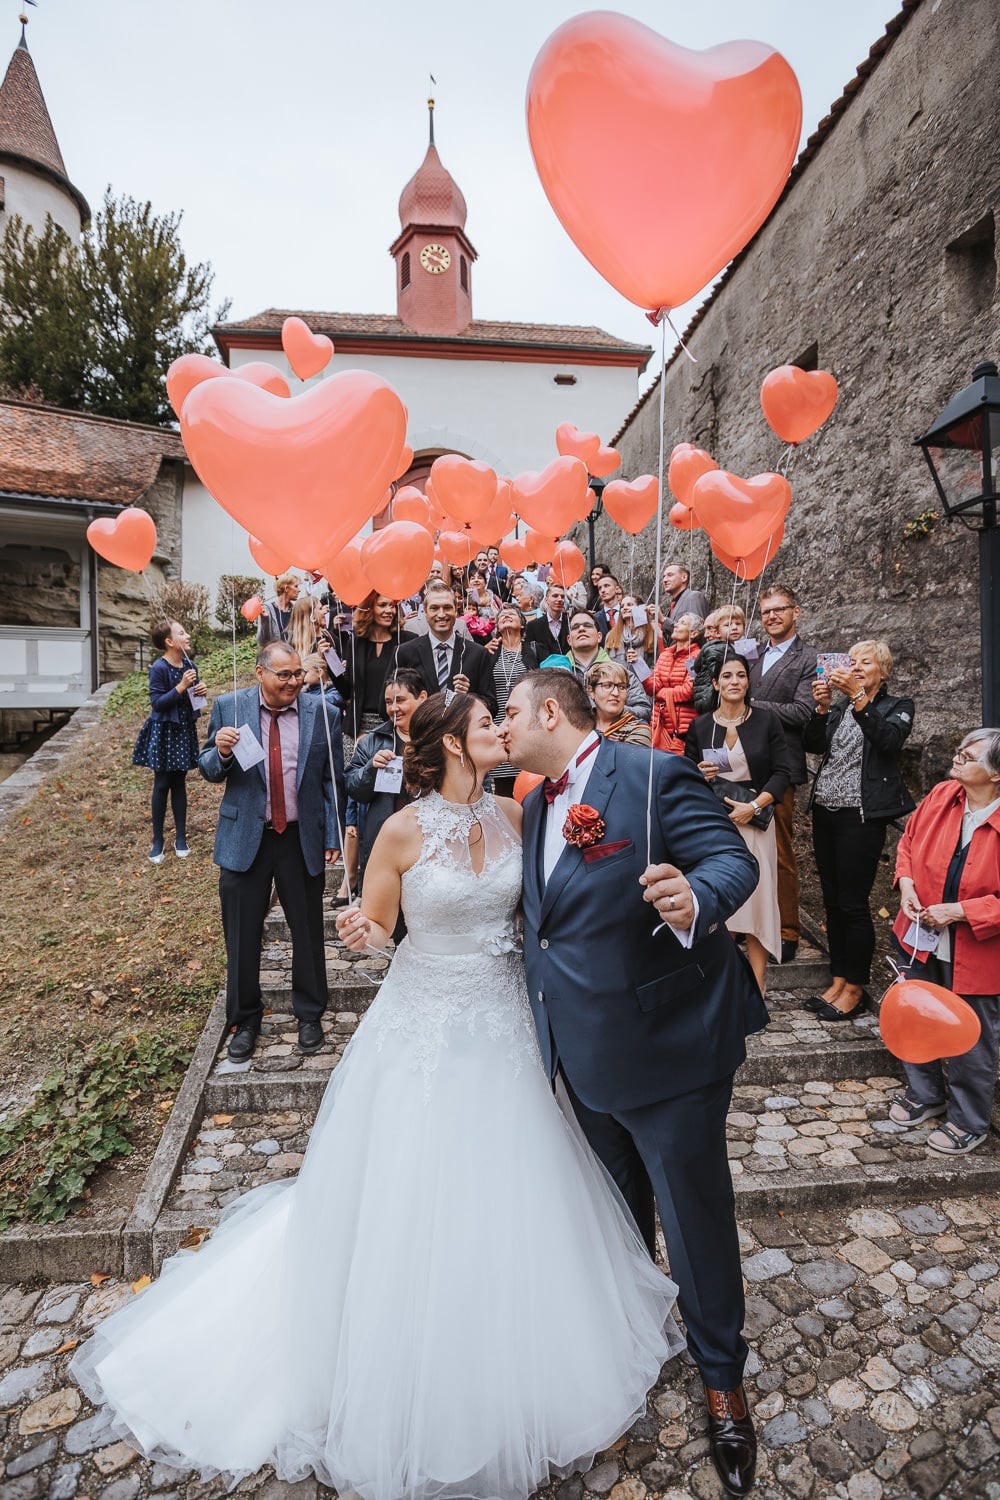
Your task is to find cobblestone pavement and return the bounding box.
[3,1196,999,1499]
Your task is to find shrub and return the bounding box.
[148,578,213,651]
[217,575,265,636]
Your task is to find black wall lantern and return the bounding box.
[914,359,1000,724]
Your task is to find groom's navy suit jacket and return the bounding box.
[522,737,768,1114]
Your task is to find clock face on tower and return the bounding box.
[420,243,451,275]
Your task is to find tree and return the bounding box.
[0,189,230,424]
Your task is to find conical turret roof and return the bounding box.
[398,142,467,231]
[0,32,89,224]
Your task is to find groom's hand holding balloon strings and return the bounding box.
[640,863,695,930]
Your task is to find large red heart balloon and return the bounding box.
[691,470,791,557]
[361,521,435,600]
[879,979,981,1065]
[474,478,518,546]
[500,537,530,571]
[281,317,334,381]
[711,521,784,580]
[166,354,291,419]
[524,530,557,565]
[430,455,498,526]
[512,456,589,535]
[588,445,621,479]
[237,362,291,399]
[87,507,157,572]
[555,423,601,467]
[248,536,291,576]
[527,14,802,311]
[324,541,371,607]
[761,365,839,445]
[180,372,408,570]
[548,539,586,587]
[603,475,659,535]
[439,531,480,568]
[668,444,718,508]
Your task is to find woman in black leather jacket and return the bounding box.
[803,640,915,1020]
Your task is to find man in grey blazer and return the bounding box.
[200,642,346,1062]
[748,585,818,962]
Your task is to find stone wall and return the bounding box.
[587,0,1000,787]
[96,456,186,681]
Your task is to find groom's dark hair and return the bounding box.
[522,670,595,731]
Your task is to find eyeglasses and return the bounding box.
[761,606,794,616]
[952,749,984,766]
[593,680,626,692]
[265,668,305,683]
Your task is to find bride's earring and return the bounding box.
[460,753,466,768]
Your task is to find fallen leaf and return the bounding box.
[131,1274,152,1294]
[89,1272,111,1286]
[878,906,891,919]
[178,1225,209,1251]
[157,1099,174,1112]
[186,959,202,971]
[213,1113,234,1126]
[53,1339,78,1355]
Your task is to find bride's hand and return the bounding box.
[337,904,372,952]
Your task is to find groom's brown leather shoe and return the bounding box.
[704,1384,757,1496]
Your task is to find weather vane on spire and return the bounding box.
[428,72,436,146]
[18,0,37,46]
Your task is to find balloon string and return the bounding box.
[628,533,636,595]
[231,515,240,730]
[665,309,697,365]
[747,532,777,629]
[317,681,350,905]
[646,316,668,867]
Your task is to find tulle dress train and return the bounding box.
[71,792,684,1499]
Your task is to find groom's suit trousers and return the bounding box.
[561,1068,746,1393]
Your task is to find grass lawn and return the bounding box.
[0,640,257,1228]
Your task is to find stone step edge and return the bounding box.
[734,1150,1000,1215]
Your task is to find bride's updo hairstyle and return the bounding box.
[404,692,484,802]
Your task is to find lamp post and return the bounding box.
[585,477,606,577]
[914,359,1000,725]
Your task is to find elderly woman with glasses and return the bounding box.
[885,728,1000,1154]
[586,661,652,746]
[803,640,915,1020]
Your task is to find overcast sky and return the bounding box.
[21,0,903,382]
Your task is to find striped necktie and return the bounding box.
[435,642,450,689]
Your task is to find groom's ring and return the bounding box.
[668,895,677,911]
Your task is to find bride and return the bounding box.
[71,692,683,1499]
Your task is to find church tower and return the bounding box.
[0,14,89,244]
[390,102,477,336]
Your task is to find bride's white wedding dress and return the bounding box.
[71,791,683,1499]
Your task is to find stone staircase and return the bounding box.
[142,908,1000,1271]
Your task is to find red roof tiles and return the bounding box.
[215,308,650,355]
[0,399,184,507]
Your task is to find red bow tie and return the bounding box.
[542,737,600,803]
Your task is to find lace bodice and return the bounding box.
[366,791,538,1094]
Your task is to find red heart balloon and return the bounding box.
[879,979,982,1065]
[710,521,784,580]
[392,487,434,529]
[240,595,264,622]
[180,372,408,570]
[668,502,700,532]
[237,362,291,399]
[588,445,621,479]
[668,444,718,508]
[500,537,530,572]
[473,478,517,546]
[549,539,586,587]
[324,541,372,607]
[555,423,602,466]
[281,317,334,381]
[524,530,557,565]
[248,536,291,576]
[393,444,414,481]
[513,770,545,804]
[439,531,480,568]
[512,456,589,535]
[761,365,839,445]
[603,475,659,535]
[430,455,498,526]
[166,354,291,418]
[691,470,791,557]
[361,521,435,600]
[527,14,801,311]
[87,507,157,572]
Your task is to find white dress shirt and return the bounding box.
[542,732,697,945]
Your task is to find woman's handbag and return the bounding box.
[710,779,775,831]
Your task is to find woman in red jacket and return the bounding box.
[650,612,701,753]
[887,728,1000,1154]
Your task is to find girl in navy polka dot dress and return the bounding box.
[133,620,204,863]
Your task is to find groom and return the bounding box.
[504,670,768,1499]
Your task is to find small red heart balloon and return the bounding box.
[588,445,621,479]
[691,470,791,557]
[549,539,586,587]
[710,521,784,580]
[439,531,480,568]
[361,521,435,600]
[668,502,700,532]
[166,355,291,418]
[240,595,265,623]
[524,529,557,565]
[512,456,589,535]
[500,537,530,571]
[761,365,839,445]
[430,455,498,526]
[237,362,291,399]
[281,317,334,381]
[513,770,545,804]
[602,475,659,535]
[393,444,414,481]
[248,536,291,576]
[555,423,601,466]
[324,541,372,607]
[392,487,434,529]
[668,444,718,508]
[527,13,801,311]
[87,507,157,571]
[879,979,982,1065]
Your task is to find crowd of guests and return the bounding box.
[134,545,1000,1156]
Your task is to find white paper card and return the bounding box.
[632,654,653,683]
[324,647,345,677]
[734,637,760,661]
[374,756,404,794]
[903,920,942,953]
[230,724,267,771]
[188,687,207,712]
[630,604,649,626]
[704,746,733,771]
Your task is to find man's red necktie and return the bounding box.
[268,712,287,833]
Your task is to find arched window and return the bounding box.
[460,255,468,293]
[401,251,411,290]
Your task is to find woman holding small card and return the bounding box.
[132,619,204,864]
[605,595,659,724]
[686,655,792,992]
[347,668,428,885]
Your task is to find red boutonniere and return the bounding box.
[563,803,606,848]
